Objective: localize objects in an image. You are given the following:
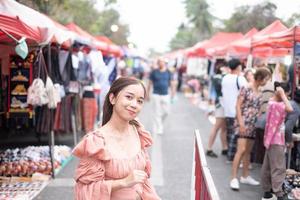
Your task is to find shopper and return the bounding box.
[221,58,248,162]
[230,67,271,191]
[261,83,293,200]
[147,58,174,135]
[206,67,228,158]
[73,77,160,200]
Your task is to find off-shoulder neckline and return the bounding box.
[90,125,144,160]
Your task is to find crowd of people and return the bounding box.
[203,58,300,200]
[68,55,300,200]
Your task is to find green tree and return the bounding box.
[184,0,214,40]
[285,13,300,27]
[169,0,215,50]
[223,2,279,33]
[169,24,196,50]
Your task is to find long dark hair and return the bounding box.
[102,77,147,126]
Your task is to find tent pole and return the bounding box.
[71,111,78,146]
[46,43,55,179]
[292,27,297,99]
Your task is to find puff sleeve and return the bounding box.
[136,125,161,200]
[73,131,112,200]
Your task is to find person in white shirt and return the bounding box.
[221,59,247,162]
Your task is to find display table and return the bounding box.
[0,176,49,200]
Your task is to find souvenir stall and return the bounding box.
[0,1,79,199]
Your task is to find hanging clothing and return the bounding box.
[43,46,63,83]
[81,89,97,133]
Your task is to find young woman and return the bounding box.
[206,68,228,158]
[261,83,293,200]
[73,77,160,200]
[230,67,271,191]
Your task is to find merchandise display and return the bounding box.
[11,84,27,95]
[283,169,300,199]
[10,97,28,109]
[0,145,72,177]
[11,71,28,82]
[8,54,33,116]
[0,177,48,200]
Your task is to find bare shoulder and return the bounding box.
[96,125,111,138]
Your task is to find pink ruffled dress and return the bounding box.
[72,124,161,200]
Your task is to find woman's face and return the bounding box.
[110,84,145,121]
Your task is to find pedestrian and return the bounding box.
[221,58,248,162]
[147,58,174,135]
[261,82,293,200]
[230,67,271,190]
[206,66,228,158]
[72,77,161,200]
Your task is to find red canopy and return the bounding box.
[0,14,43,44]
[0,0,74,45]
[251,20,290,57]
[252,26,300,49]
[252,47,291,58]
[65,23,108,51]
[187,32,243,57]
[95,36,123,57]
[251,20,288,47]
[225,28,258,57]
[213,28,258,57]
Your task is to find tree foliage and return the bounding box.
[16,0,129,45]
[285,13,300,27]
[169,24,197,50]
[184,0,214,40]
[169,0,215,51]
[223,2,279,33]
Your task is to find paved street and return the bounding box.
[35,94,263,200]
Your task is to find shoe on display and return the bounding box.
[206,150,218,158]
[230,178,240,191]
[261,192,276,200]
[240,176,260,185]
[12,71,28,82]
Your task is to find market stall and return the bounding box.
[0,1,89,199]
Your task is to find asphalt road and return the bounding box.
[35,94,262,200]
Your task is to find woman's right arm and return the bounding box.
[277,87,293,112]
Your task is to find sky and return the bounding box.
[97,0,300,55]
